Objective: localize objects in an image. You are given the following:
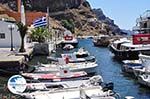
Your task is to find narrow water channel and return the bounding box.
[78,38,150,99]
[0,38,150,99]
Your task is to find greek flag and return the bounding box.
[33,16,47,28]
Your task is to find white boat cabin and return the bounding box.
[112,38,150,51]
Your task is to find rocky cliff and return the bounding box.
[0,0,86,12]
[0,0,121,35]
[93,8,120,34]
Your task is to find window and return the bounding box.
[0,33,5,39]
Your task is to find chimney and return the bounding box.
[17,0,21,12]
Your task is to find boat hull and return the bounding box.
[122,60,143,74]
[20,86,116,99]
[35,63,98,75]
[109,44,150,60]
[21,71,87,81]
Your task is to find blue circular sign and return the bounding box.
[7,75,27,94]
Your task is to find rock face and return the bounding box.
[0,0,121,35]
[33,43,49,55]
[93,8,121,34]
[0,0,86,12]
[31,0,85,12]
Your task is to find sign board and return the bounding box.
[133,34,150,44]
[7,75,27,94]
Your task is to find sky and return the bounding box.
[87,0,150,30]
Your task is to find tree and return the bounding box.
[17,22,28,52]
[30,27,51,43]
[61,19,75,33]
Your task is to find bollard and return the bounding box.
[2,96,7,99]
[11,96,16,99]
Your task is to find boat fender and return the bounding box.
[107,90,115,96]
[65,56,69,64]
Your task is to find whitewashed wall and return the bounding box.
[0,21,24,48]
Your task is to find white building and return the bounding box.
[0,20,27,49]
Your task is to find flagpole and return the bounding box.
[47,7,54,52]
[47,7,50,32]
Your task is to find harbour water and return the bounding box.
[78,39,150,99]
[0,38,150,99]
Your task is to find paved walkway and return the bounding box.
[0,43,33,64]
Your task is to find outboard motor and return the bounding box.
[85,75,103,86]
[102,82,114,91]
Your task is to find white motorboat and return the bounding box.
[26,75,104,91]
[138,74,150,87]
[21,86,117,99]
[59,30,78,48]
[21,66,87,81]
[47,52,96,63]
[122,60,143,74]
[7,75,103,92]
[61,53,96,63]
[133,53,150,77]
[35,61,98,75]
[73,47,90,58]
[139,53,150,70]
[7,75,120,99]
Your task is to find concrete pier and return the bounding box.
[15,48,33,61]
[0,48,33,74]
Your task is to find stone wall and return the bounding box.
[33,43,49,55]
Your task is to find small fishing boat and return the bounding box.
[47,52,96,63]
[61,53,96,63]
[73,47,90,58]
[21,86,118,99]
[26,75,104,91]
[138,74,150,87]
[122,60,143,74]
[21,68,87,81]
[139,53,150,69]
[35,61,98,75]
[7,75,120,99]
[133,53,150,77]
[59,30,78,48]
